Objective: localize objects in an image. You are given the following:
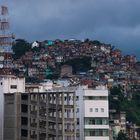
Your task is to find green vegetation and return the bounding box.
[12,39,31,59]
[26,77,40,83]
[45,67,59,80]
[124,93,140,125]
[109,86,140,125]
[63,56,91,73]
[117,131,130,140]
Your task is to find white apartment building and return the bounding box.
[0,75,25,140]
[76,85,109,140]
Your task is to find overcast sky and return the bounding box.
[1,0,140,59]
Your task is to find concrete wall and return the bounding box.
[0,76,25,140]
[4,93,21,140]
[76,86,85,140]
[2,76,25,93]
[4,94,15,140]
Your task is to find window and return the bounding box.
[84,96,107,100]
[85,129,109,136]
[76,108,79,113]
[21,117,28,125]
[21,129,28,137]
[10,85,17,89]
[76,96,79,101]
[95,108,98,112]
[86,118,95,125]
[22,95,28,100]
[21,104,28,113]
[89,108,93,112]
[31,94,38,101]
[101,108,104,112]
[95,119,102,125]
[84,118,109,125]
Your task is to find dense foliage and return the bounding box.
[63,56,91,73]
[12,39,31,59]
[109,86,140,125]
[117,132,130,140]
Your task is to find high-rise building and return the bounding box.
[4,88,77,140]
[0,75,25,140]
[3,79,109,140]
[76,85,109,140]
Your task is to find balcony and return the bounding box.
[30,110,37,116]
[64,105,74,109]
[48,116,56,122]
[65,130,75,136]
[64,118,75,122]
[39,122,46,130]
[30,100,37,105]
[48,129,56,135]
[39,101,46,107]
[30,135,37,140]
[48,103,56,108]
[21,136,28,140]
[30,123,37,128]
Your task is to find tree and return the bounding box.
[63,56,91,73]
[25,77,40,83]
[92,40,101,45]
[12,39,31,59]
[109,86,124,111]
[117,131,130,140]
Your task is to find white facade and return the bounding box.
[0,75,25,140]
[76,86,109,140]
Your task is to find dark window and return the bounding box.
[10,85,17,89]
[85,117,109,125]
[76,96,79,101]
[21,117,28,125]
[21,129,28,137]
[84,96,107,100]
[22,95,28,100]
[77,118,79,125]
[21,104,28,113]
[85,129,109,136]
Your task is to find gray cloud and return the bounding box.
[0,0,140,59]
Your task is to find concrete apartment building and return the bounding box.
[4,88,77,140]
[76,86,109,140]
[0,75,25,140]
[2,76,109,140]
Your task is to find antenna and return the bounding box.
[0,5,14,50]
[0,4,14,74]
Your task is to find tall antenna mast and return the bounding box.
[0,5,14,52]
[0,4,14,74]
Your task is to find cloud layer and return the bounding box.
[1,0,140,59]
